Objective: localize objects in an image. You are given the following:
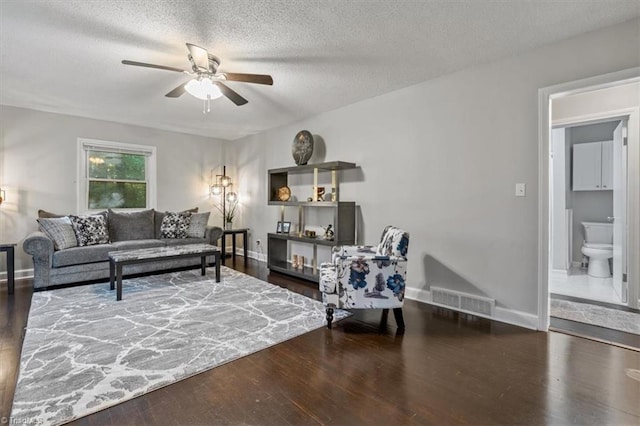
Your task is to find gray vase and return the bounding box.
[292,130,314,166]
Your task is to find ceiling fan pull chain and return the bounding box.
[207,95,211,113]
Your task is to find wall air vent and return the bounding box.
[430,287,495,317]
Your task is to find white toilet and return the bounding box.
[581,222,613,278]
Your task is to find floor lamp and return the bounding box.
[210,165,238,229]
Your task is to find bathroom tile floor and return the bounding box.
[550,267,621,304]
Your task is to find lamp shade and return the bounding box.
[185,78,223,100]
[210,184,222,196]
[226,191,238,203]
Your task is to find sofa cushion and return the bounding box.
[38,209,64,219]
[37,216,78,250]
[187,212,210,238]
[110,240,165,251]
[39,209,108,220]
[163,237,208,247]
[108,209,155,241]
[52,244,117,267]
[69,215,109,247]
[160,212,191,239]
[155,207,198,239]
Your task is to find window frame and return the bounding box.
[77,138,157,213]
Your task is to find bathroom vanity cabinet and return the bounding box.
[267,161,356,282]
[572,140,613,191]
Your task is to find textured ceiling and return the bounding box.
[1,1,639,140]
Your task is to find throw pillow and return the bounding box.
[37,217,78,250]
[69,215,109,246]
[186,212,210,238]
[160,212,191,239]
[108,209,155,242]
[154,207,198,238]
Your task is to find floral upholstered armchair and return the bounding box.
[319,226,409,330]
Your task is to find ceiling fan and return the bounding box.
[122,43,273,111]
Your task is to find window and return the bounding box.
[78,138,156,212]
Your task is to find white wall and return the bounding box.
[231,19,639,327]
[0,106,227,273]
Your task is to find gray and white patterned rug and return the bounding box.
[11,267,349,425]
[551,299,640,335]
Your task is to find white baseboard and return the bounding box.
[241,249,266,263]
[0,268,34,282]
[405,287,539,331]
[551,268,569,278]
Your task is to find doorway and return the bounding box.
[537,69,640,334]
[549,118,627,306]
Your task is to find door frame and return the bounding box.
[537,67,640,331]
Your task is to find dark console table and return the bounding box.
[220,228,249,266]
[1,244,16,295]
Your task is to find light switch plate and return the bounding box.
[516,183,526,197]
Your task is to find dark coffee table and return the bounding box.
[108,244,221,301]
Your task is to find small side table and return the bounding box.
[1,244,16,295]
[220,228,249,266]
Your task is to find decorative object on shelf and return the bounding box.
[211,165,239,228]
[276,221,284,233]
[282,221,291,234]
[298,255,305,270]
[292,130,314,166]
[277,185,291,201]
[330,188,337,202]
[323,224,334,241]
[292,254,299,269]
[307,197,313,202]
[315,186,325,201]
[304,230,316,238]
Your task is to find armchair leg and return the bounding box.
[326,308,334,329]
[393,308,405,330]
[380,309,390,329]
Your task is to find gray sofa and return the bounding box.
[23,209,223,290]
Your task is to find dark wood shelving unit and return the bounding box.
[267,161,357,282]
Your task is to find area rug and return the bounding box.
[11,267,349,425]
[550,299,640,336]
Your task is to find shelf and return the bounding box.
[268,161,357,175]
[268,259,319,283]
[267,201,355,207]
[268,232,338,246]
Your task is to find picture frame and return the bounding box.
[282,221,291,234]
[276,221,283,233]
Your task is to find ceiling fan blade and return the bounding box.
[186,43,210,71]
[223,73,273,85]
[165,82,188,98]
[215,82,248,106]
[122,60,185,73]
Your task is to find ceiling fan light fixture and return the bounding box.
[185,77,223,100]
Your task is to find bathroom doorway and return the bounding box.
[549,118,627,305]
[541,75,640,345]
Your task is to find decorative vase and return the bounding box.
[292,130,314,166]
[225,221,233,230]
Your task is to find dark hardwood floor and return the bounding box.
[2,257,640,425]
